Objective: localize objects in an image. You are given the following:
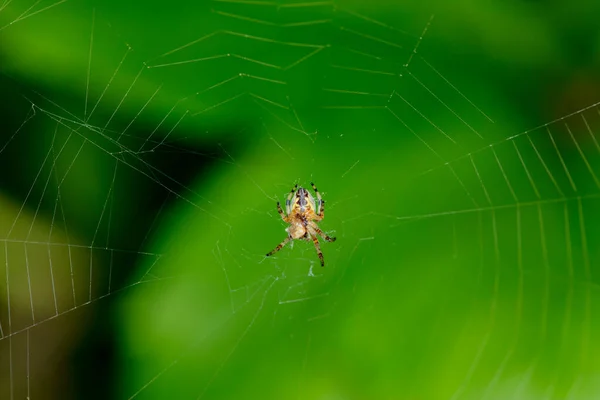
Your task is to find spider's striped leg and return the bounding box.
[310,182,324,219]
[310,234,325,267]
[309,223,336,242]
[277,202,286,220]
[266,236,291,257]
[285,184,298,214]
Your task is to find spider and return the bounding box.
[266,182,336,266]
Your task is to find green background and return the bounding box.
[0,0,599,399]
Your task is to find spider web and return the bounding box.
[1,0,600,399]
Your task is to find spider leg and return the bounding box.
[276,202,286,221]
[285,184,298,215]
[308,222,336,242]
[266,236,291,257]
[310,182,324,219]
[309,233,325,267]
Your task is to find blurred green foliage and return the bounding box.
[1,0,599,399]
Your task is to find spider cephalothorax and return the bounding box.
[266,182,336,266]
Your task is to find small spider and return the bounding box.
[266,182,336,266]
